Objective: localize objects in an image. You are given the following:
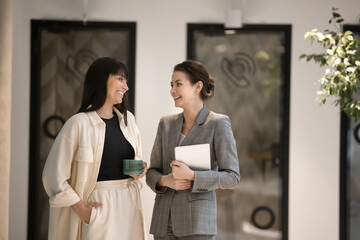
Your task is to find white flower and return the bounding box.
[345,76,350,81]
[346,67,356,73]
[327,49,334,55]
[356,61,360,66]
[348,35,354,41]
[325,68,331,75]
[351,103,355,108]
[334,58,341,65]
[337,48,344,55]
[344,58,349,65]
[321,77,328,84]
[317,90,324,95]
[316,32,325,41]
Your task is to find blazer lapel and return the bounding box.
[180,105,210,146]
[168,113,184,161]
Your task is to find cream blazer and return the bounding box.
[42,108,142,240]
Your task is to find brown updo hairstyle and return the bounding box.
[173,60,215,101]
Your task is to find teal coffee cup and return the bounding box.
[123,159,146,175]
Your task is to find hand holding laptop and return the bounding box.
[170,160,195,180]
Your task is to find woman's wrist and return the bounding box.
[71,201,85,214]
[187,170,195,181]
[157,175,168,187]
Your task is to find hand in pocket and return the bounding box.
[72,200,102,224]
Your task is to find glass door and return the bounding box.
[187,24,291,240]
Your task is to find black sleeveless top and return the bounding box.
[97,113,135,181]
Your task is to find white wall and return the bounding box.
[10,0,360,239]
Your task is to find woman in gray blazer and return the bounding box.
[146,60,240,240]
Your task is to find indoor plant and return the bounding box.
[300,8,360,121]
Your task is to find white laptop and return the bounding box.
[174,143,211,170]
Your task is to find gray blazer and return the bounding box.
[146,106,240,237]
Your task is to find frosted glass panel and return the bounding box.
[188,24,291,240]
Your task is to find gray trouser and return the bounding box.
[153,213,216,240]
[154,236,215,240]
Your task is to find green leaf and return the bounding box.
[310,36,317,43]
[355,81,360,88]
[299,54,307,60]
[329,87,335,95]
[333,12,341,18]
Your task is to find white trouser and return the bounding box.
[81,179,146,240]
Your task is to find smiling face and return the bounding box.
[170,71,202,109]
[106,73,129,106]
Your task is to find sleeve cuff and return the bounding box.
[49,191,81,208]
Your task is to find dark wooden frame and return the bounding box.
[340,111,349,240]
[187,23,291,240]
[29,20,136,240]
[340,24,360,240]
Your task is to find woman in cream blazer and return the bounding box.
[43,58,146,240]
[146,60,240,239]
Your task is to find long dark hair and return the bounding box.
[173,60,215,101]
[78,57,129,125]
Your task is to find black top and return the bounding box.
[97,113,134,181]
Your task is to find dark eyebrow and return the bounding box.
[117,76,127,82]
[171,79,181,84]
